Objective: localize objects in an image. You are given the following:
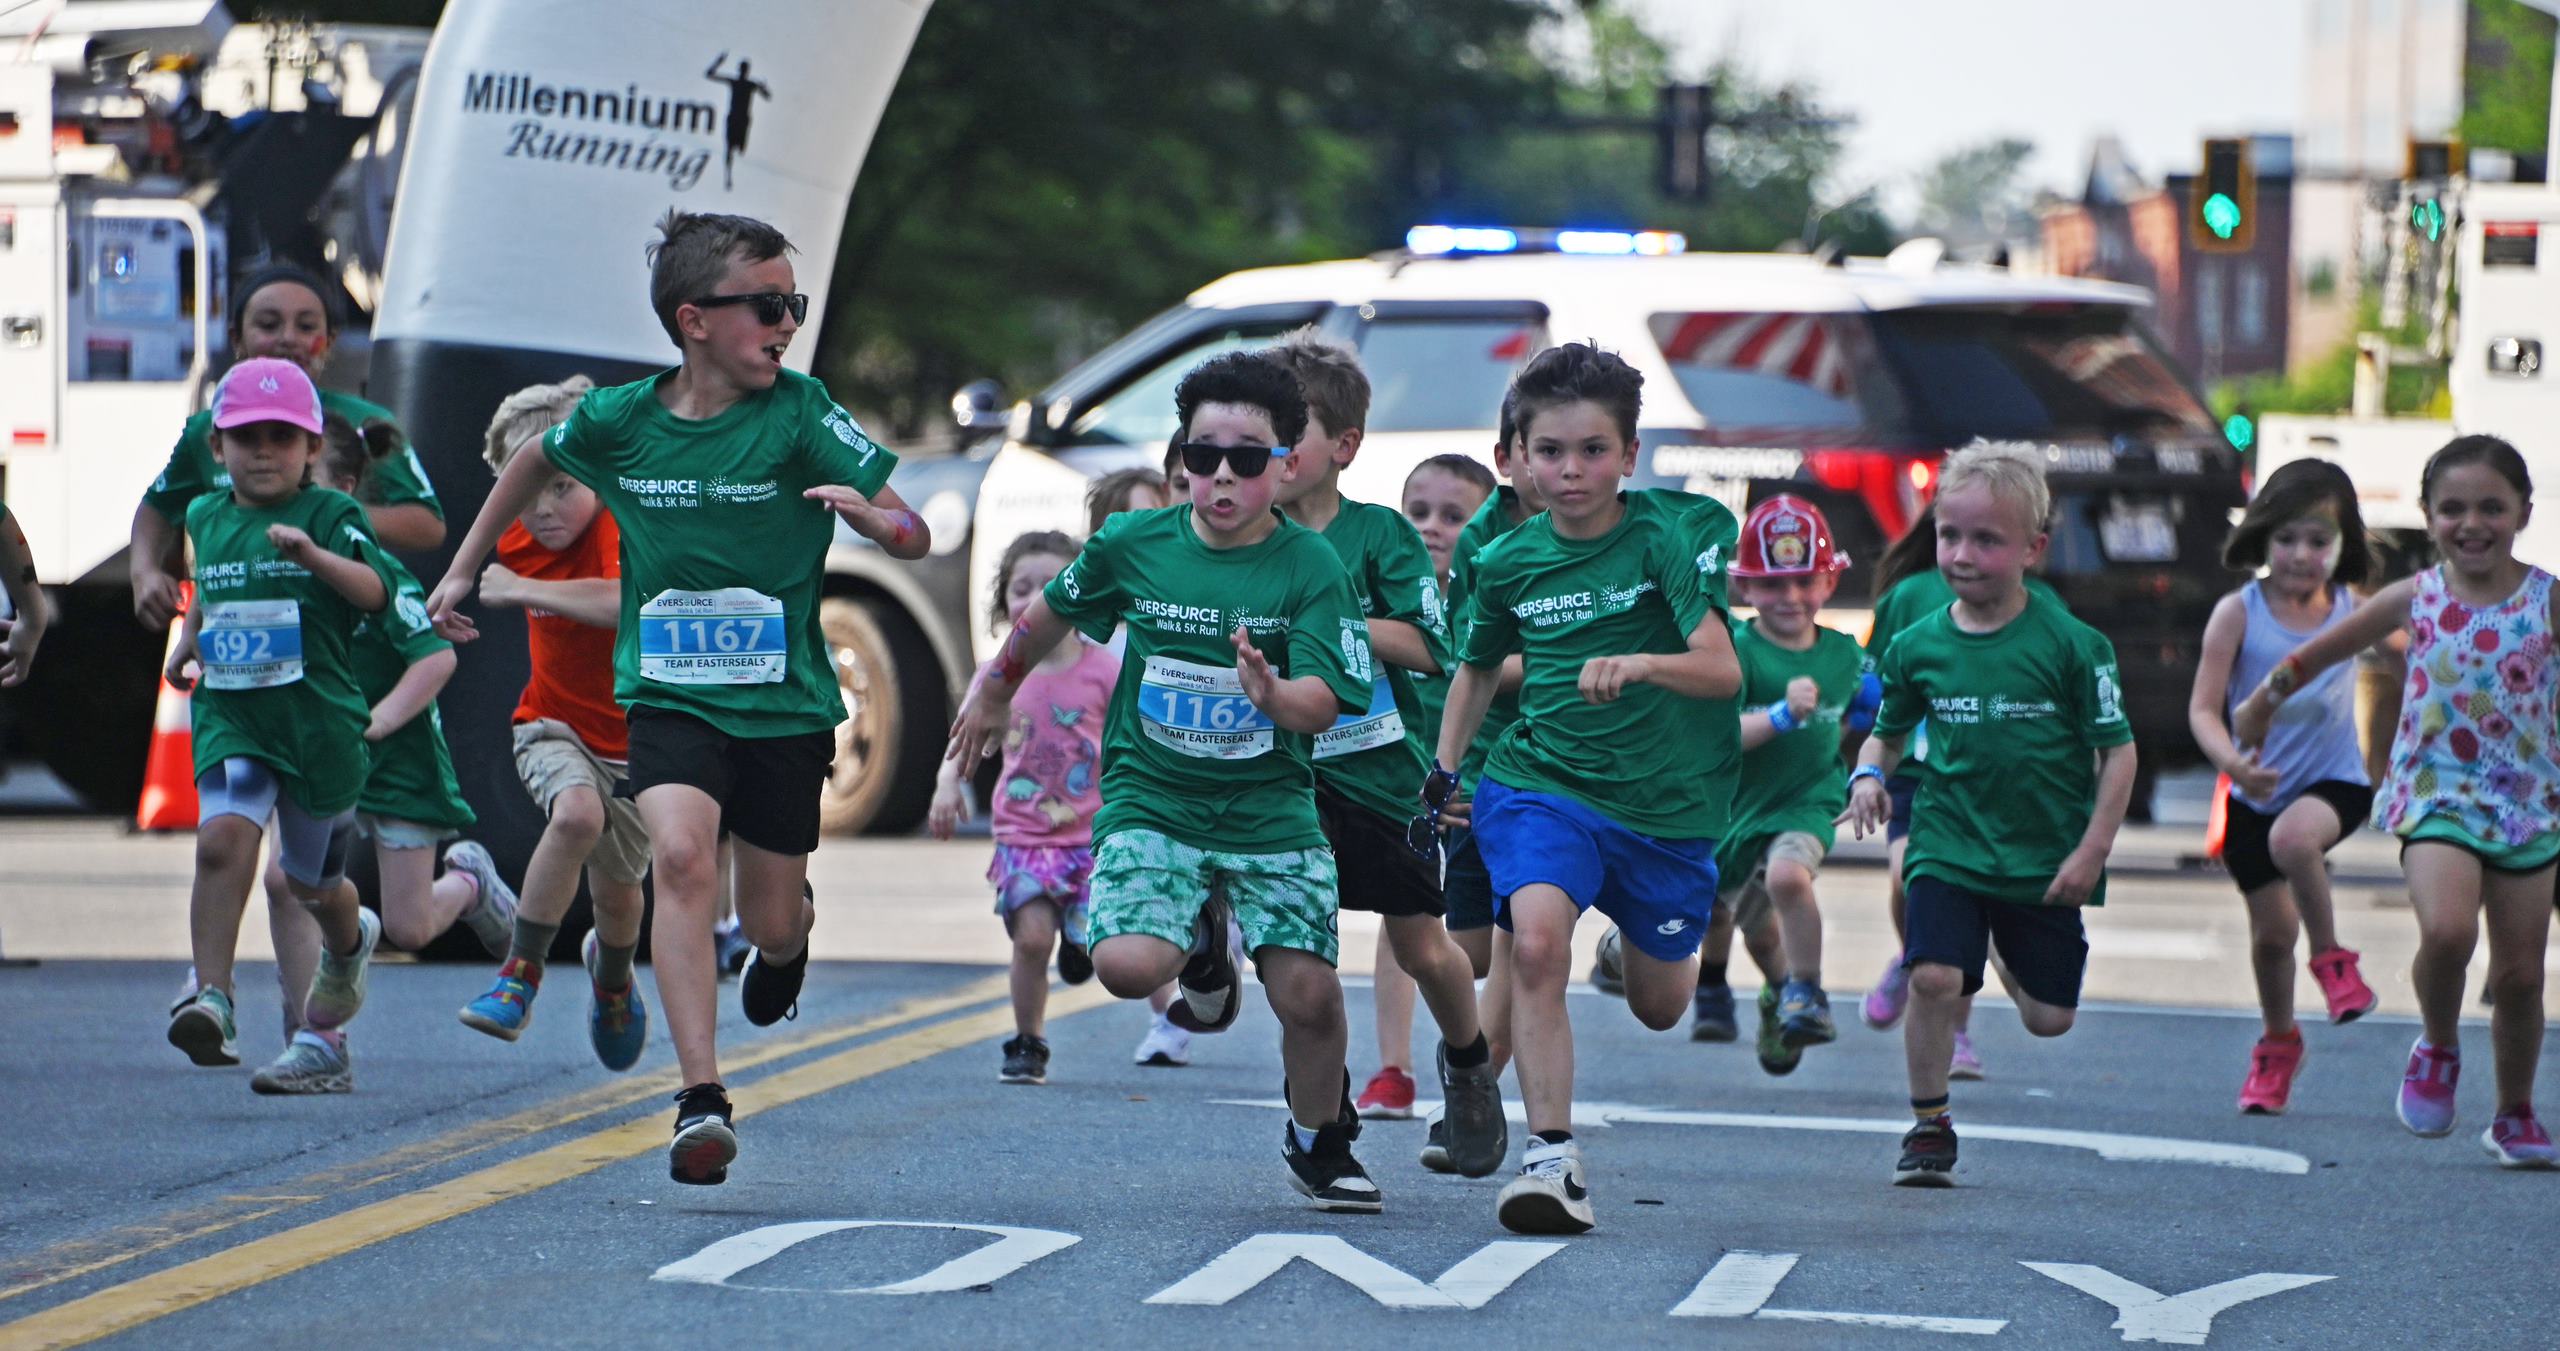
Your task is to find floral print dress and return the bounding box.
[2376,565,2560,850]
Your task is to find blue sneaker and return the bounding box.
[459,958,541,1041]
[584,930,648,1071]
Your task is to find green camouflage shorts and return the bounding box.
[1087,828,1340,966]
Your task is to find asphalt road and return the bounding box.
[0,943,2549,1350]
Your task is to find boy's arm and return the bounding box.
[165,599,206,690]
[1739,675,1822,750]
[428,438,559,626]
[273,526,389,611]
[1834,728,1907,839]
[1424,661,1501,829]
[1233,626,1346,735]
[2231,577,2415,747]
[1577,608,1743,704]
[950,592,1075,765]
[804,481,930,561]
[2046,741,2138,905]
[363,502,446,553]
[1367,522,1449,677]
[365,647,456,741]
[480,567,621,629]
[0,506,46,686]
[1365,618,1438,675]
[129,501,189,627]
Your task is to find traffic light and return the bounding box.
[2404,137,2464,181]
[2410,195,2448,243]
[2192,137,2256,252]
[2222,410,2255,453]
[1658,83,1714,203]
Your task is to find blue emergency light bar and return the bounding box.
[1405,224,1688,257]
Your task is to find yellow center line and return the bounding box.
[0,981,1119,1351]
[0,972,1013,1306]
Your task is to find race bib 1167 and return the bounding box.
[638,588,786,685]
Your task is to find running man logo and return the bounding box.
[2094,664,2123,726]
[1695,544,1723,576]
[1340,621,1375,683]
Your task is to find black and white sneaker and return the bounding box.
[1497,1138,1594,1234]
[1894,1115,1958,1187]
[1588,927,1626,997]
[1418,1109,1456,1175]
[741,941,808,1026]
[669,1083,738,1186]
[999,1034,1050,1085]
[1167,896,1241,1033]
[1283,1119,1383,1213]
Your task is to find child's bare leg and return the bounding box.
[1904,961,1964,1106]
[1621,940,1700,1031]
[2268,797,2348,955]
[263,860,323,1034]
[1385,912,1481,1050]
[2240,881,2302,1038]
[1483,928,1515,1074]
[1146,982,1178,1015]
[637,786,726,1086]
[2483,866,2555,1111]
[1739,912,1786,987]
[1008,898,1060,1038]
[2403,842,2485,1050]
[1506,886,1581,1136]
[188,815,265,994]
[589,869,646,950]
[1371,926,1417,1072]
[374,839,476,951]
[521,790,606,928]
[1767,855,1823,983]
[1262,947,1351,1127]
[1700,904,1736,981]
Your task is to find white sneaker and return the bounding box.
[1496,1138,1594,1235]
[1133,1015,1192,1067]
[304,908,381,1031]
[443,841,519,959]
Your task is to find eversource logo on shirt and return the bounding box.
[620,475,700,509]
[1134,598,1226,637]
[1514,591,1596,628]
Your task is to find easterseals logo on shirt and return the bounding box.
[707,476,780,505]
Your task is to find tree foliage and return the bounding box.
[1912,137,2036,246]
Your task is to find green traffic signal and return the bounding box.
[2410,197,2446,243]
[2201,192,2243,241]
[2223,412,2255,451]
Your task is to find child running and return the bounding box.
[454,378,655,1076]
[0,494,43,686]
[950,350,1385,1211]
[162,359,403,1073]
[1429,342,1743,1234]
[2187,458,2381,1115]
[2234,437,2557,1167]
[930,530,1115,1084]
[1841,440,2137,1187]
[247,416,519,1094]
[1269,330,1504,1176]
[428,211,932,1185]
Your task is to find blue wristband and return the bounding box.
[1848,765,1886,789]
[1765,702,1801,735]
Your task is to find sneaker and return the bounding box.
[2238,1033,2306,1115]
[167,987,240,1067]
[713,919,752,979]
[442,841,519,960]
[2397,1040,2461,1137]
[250,1030,352,1095]
[2308,948,2378,1024]
[1167,896,1241,1033]
[1777,978,1838,1048]
[1437,1041,1509,1178]
[459,959,541,1041]
[1862,952,1911,1030]
[1133,1014,1192,1067]
[1690,981,1739,1043]
[1589,928,1626,997]
[1497,1138,1594,1234]
[740,937,809,1027]
[1754,984,1801,1076]
[669,1083,738,1185]
[583,931,648,1072]
[2480,1107,2559,1169]
[303,908,381,1032]
[1356,1066,1417,1120]
[1894,1115,1959,1186]
[999,1034,1050,1085]
[1418,1109,1456,1175]
[1949,1030,1986,1081]
[1056,938,1094,986]
[1282,1118,1382,1213]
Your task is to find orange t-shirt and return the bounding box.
[499,511,627,760]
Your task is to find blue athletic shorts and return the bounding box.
[1885,772,1919,844]
[1472,777,1718,962]
[1902,873,2088,1008]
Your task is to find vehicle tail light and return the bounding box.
[1802,449,1937,540]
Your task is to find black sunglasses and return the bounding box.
[1177,441,1292,479]
[1402,811,1443,863]
[692,291,809,326]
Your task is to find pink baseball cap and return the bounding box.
[210,357,325,434]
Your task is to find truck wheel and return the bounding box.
[817,596,945,836]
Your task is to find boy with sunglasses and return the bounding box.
[428,210,932,1186]
[951,350,1385,1212]
[1266,329,1506,1179]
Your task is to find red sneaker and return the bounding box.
[1355,1066,1416,1120]
[2308,949,2378,1024]
[2238,1032,2306,1115]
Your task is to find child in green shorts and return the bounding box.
[1841,440,2138,1188]
[950,350,1384,1212]
[429,211,931,1185]
[163,359,403,1074]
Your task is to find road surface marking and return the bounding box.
[0,971,1015,1306]
[0,981,1115,1351]
[653,1221,1079,1294]
[1145,1235,1566,1309]
[2024,1263,2334,1345]
[1670,1251,2005,1334]
[1213,1100,2310,1174]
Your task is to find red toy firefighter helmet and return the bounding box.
[1729,494,1849,577]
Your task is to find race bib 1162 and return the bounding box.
[1136,654,1274,760]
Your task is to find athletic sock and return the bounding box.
[1911,1096,1950,1122]
[594,938,639,991]
[1445,1033,1491,1069]
[509,917,560,970]
[1291,1121,1325,1151]
[1532,1129,1574,1147]
[1699,958,1728,988]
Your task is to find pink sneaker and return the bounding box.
[1949,1031,1985,1081]
[2481,1107,2559,1169]
[1356,1066,1416,1120]
[1863,953,1910,1030]
[2397,1040,2460,1137]
[2238,1033,2305,1115]
[2307,949,2378,1024]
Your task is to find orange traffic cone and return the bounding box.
[2202,772,2232,860]
[135,584,196,831]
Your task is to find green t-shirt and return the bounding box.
[1458,489,1741,840]
[349,557,474,830]
[1449,487,1532,790]
[1874,591,2134,905]
[1044,506,1372,854]
[1864,568,2058,768]
[1308,499,1448,823]
[1717,618,1866,874]
[184,487,403,815]
[543,368,898,738]
[146,390,442,525]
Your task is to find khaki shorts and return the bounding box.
[354,814,455,851]
[512,719,651,885]
[1716,829,1828,931]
